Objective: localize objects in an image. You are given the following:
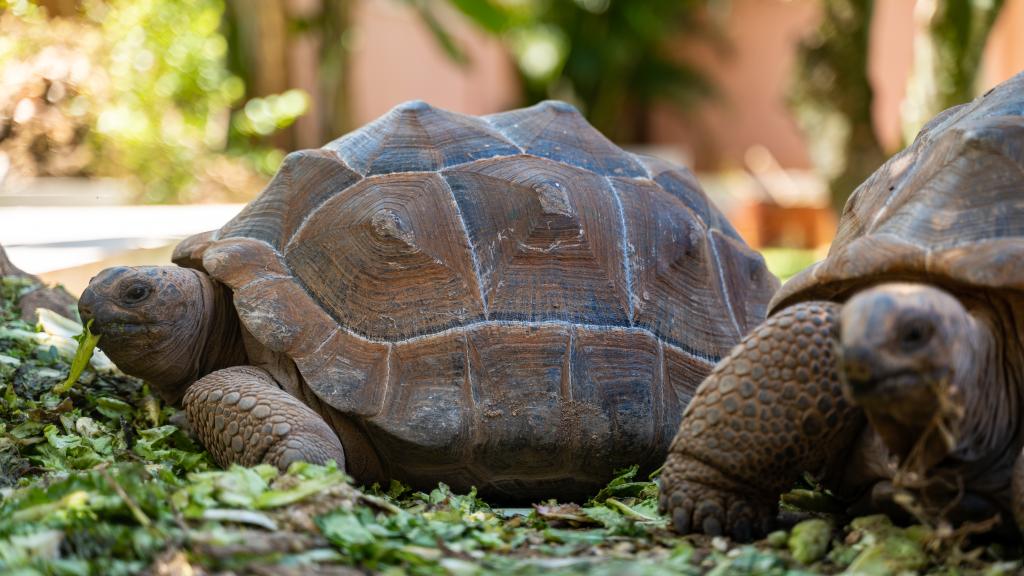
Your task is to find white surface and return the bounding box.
[0,204,244,274]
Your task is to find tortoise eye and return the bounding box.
[897,317,933,352]
[122,283,151,305]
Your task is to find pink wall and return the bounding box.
[349,0,520,125]
[868,0,916,153]
[985,0,1024,88]
[650,0,821,170]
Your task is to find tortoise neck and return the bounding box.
[949,299,1020,469]
[190,275,248,384]
[148,273,247,405]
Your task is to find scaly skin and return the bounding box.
[183,366,345,470]
[659,302,863,540]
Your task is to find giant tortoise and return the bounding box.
[660,71,1024,538]
[78,100,778,500]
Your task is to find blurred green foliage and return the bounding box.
[419,0,717,142]
[0,0,307,203]
[761,247,820,284]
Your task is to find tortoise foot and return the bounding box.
[183,366,345,471]
[660,454,775,541]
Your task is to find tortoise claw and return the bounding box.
[672,504,693,534]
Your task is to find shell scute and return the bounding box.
[485,100,647,177]
[442,155,631,327]
[325,100,520,176]
[293,330,390,417]
[219,149,360,250]
[366,334,473,473]
[466,324,572,477]
[283,171,485,341]
[567,327,665,473]
[639,154,744,242]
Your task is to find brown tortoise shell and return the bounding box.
[772,71,1024,314]
[172,100,779,499]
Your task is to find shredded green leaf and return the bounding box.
[54,319,101,394]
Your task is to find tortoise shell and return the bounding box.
[772,71,1024,314]
[175,100,778,498]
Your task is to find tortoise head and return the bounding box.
[838,282,980,468]
[79,265,225,404]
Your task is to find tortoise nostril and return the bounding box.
[78,291,96,321]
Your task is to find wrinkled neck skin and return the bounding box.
[112,272,247,405]
[945,298,1024,490]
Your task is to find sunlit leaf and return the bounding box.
[53,319,100,394]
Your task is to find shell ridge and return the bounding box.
[304,326,342,363]
[604,175,636,324]
[450,112,523,154]
[509,110,559,152]
[358,108,401,176]
[326,110,392,175]
[456,152,658,188]
[437,172,490,318]
[463,335,480,461]
[480,115,526,154]
[631,152,653,180]
[235,273,292,294]
[706,229,743,339]
[565,328,575,401]
[395,108,444,172]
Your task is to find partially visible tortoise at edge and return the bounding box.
[0,242,77,322]
[77,100,778,501]
[660,71,1024,539]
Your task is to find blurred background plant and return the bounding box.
[790,0,1008,213]
[414,0,721,143]
[0,0,307,203]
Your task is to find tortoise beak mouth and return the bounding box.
[78,288,98,324]
[841,344,928,398]
[76,291,160,337]
[845,370,925,403]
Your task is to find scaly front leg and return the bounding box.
[183,366,345,470]
[659,302,862,540]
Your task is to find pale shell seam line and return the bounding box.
[330,317,717,365]
[707,230,743,339]
[605,176,636,324]
[438,174,490,318]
